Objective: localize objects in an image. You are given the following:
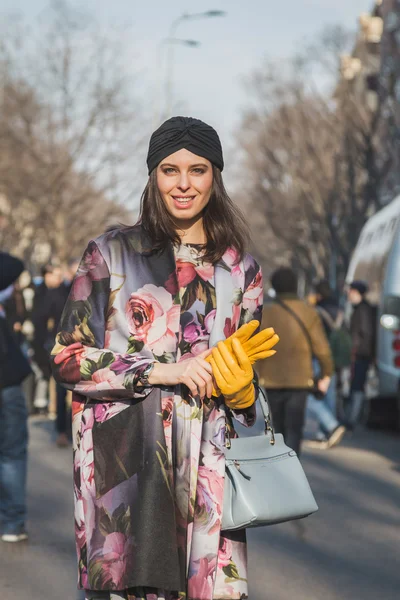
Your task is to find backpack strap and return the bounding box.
[316,306,340,331]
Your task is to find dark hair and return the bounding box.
[41,263,61,278]
[350,280,368,296]
[138,166,249,264]
[314,279,332,300]
[271,267,298,294]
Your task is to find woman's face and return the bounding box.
[156,148,213,224]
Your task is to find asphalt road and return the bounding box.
[1,415,399,600]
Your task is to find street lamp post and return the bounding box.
[154,38,200,127]
[163,10,226,120]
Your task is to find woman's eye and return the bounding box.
[192,168,205,174]
[163,168,176,174]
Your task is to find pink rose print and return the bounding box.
[195,466,224,533]
[93,402,130,423]
[161,395,174,430]
[204,309,216,334]
[176,260,197,288]
[74,497,86,551]
[242,270,263,314]
[80,425,95,495]
[189,557,217,600]
[224,317,235,339]
[195,262,214,282]
[126,284,180,356]
[218,536,233,568]
[77,368,121,393]
[71,242,109,302]
[102,532,134,589]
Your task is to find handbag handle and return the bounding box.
[225,385,276,448]
[256,385,276,445]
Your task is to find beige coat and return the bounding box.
[257,296,334,389]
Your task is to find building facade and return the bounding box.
[378,0,400,204]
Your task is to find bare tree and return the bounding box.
[235,25,382,289]
[0,0,144,267]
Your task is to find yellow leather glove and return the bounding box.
[209,338,255,409]
[206,321,280,397]
[206,321,279,367]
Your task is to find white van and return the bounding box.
[346,194,400,423]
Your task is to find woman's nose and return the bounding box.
[177,173,190,191]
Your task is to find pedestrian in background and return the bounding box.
[306,280,347,449]
[31,264,64,412]
[54,259,80,447]
[257,267,333,455]
[51,116,275,600]
[0,253,31,543]
[347,280,375,428]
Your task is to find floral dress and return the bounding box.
[50,226,263,600]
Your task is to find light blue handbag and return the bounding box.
[221,388,318,531]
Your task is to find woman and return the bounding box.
[51,117,277,600]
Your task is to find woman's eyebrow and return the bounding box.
[160,162,209,168]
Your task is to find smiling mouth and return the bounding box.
[172,196,196,205]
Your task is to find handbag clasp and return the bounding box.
[264,416,276,445]
[225,424,231,449]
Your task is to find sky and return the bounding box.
[1,0,373,189]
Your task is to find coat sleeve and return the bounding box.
[353,304,374,359]
[230,259,264,428]
[50,240,154,400]
[309,309,334,378]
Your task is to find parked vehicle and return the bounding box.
[346,194,400,427]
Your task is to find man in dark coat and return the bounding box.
[31,264,64,411]
[0,253,31,542]
[347,280,376,428]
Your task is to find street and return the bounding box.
[0,415,399,600]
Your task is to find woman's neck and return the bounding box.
[176,217,206,245]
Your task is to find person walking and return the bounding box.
[257,267,334,456]
[51,116,277,600]
[0,253,32,543]
[347,280,375,428]
[31,264,64,412]
[307,280,347,449]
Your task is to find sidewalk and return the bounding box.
[0,416,83,600]
[1,415,399,600]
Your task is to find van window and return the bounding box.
[383,296,400,318]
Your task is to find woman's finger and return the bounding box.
[231,338,252,372]
[181,375,199,398]
[195,357,214,375]
[248,349,276,363]
[247,334,280,355]
[212,345,237,381]
[209,356,226,391]
[244,329,277,351]
[231,320,259,343]
[194,364,214,398]
[189,371,207,399]
[198,348,213,360]
[216,341,242,377]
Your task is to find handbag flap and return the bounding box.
[224,432,293,461]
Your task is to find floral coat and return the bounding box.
[51,225,263,600]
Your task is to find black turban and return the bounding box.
[147,116,224,174]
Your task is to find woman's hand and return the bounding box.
[148,349,214,400]
[210,339,255,409]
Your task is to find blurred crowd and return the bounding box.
[0,252,376,544]
[0,256,79,447]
